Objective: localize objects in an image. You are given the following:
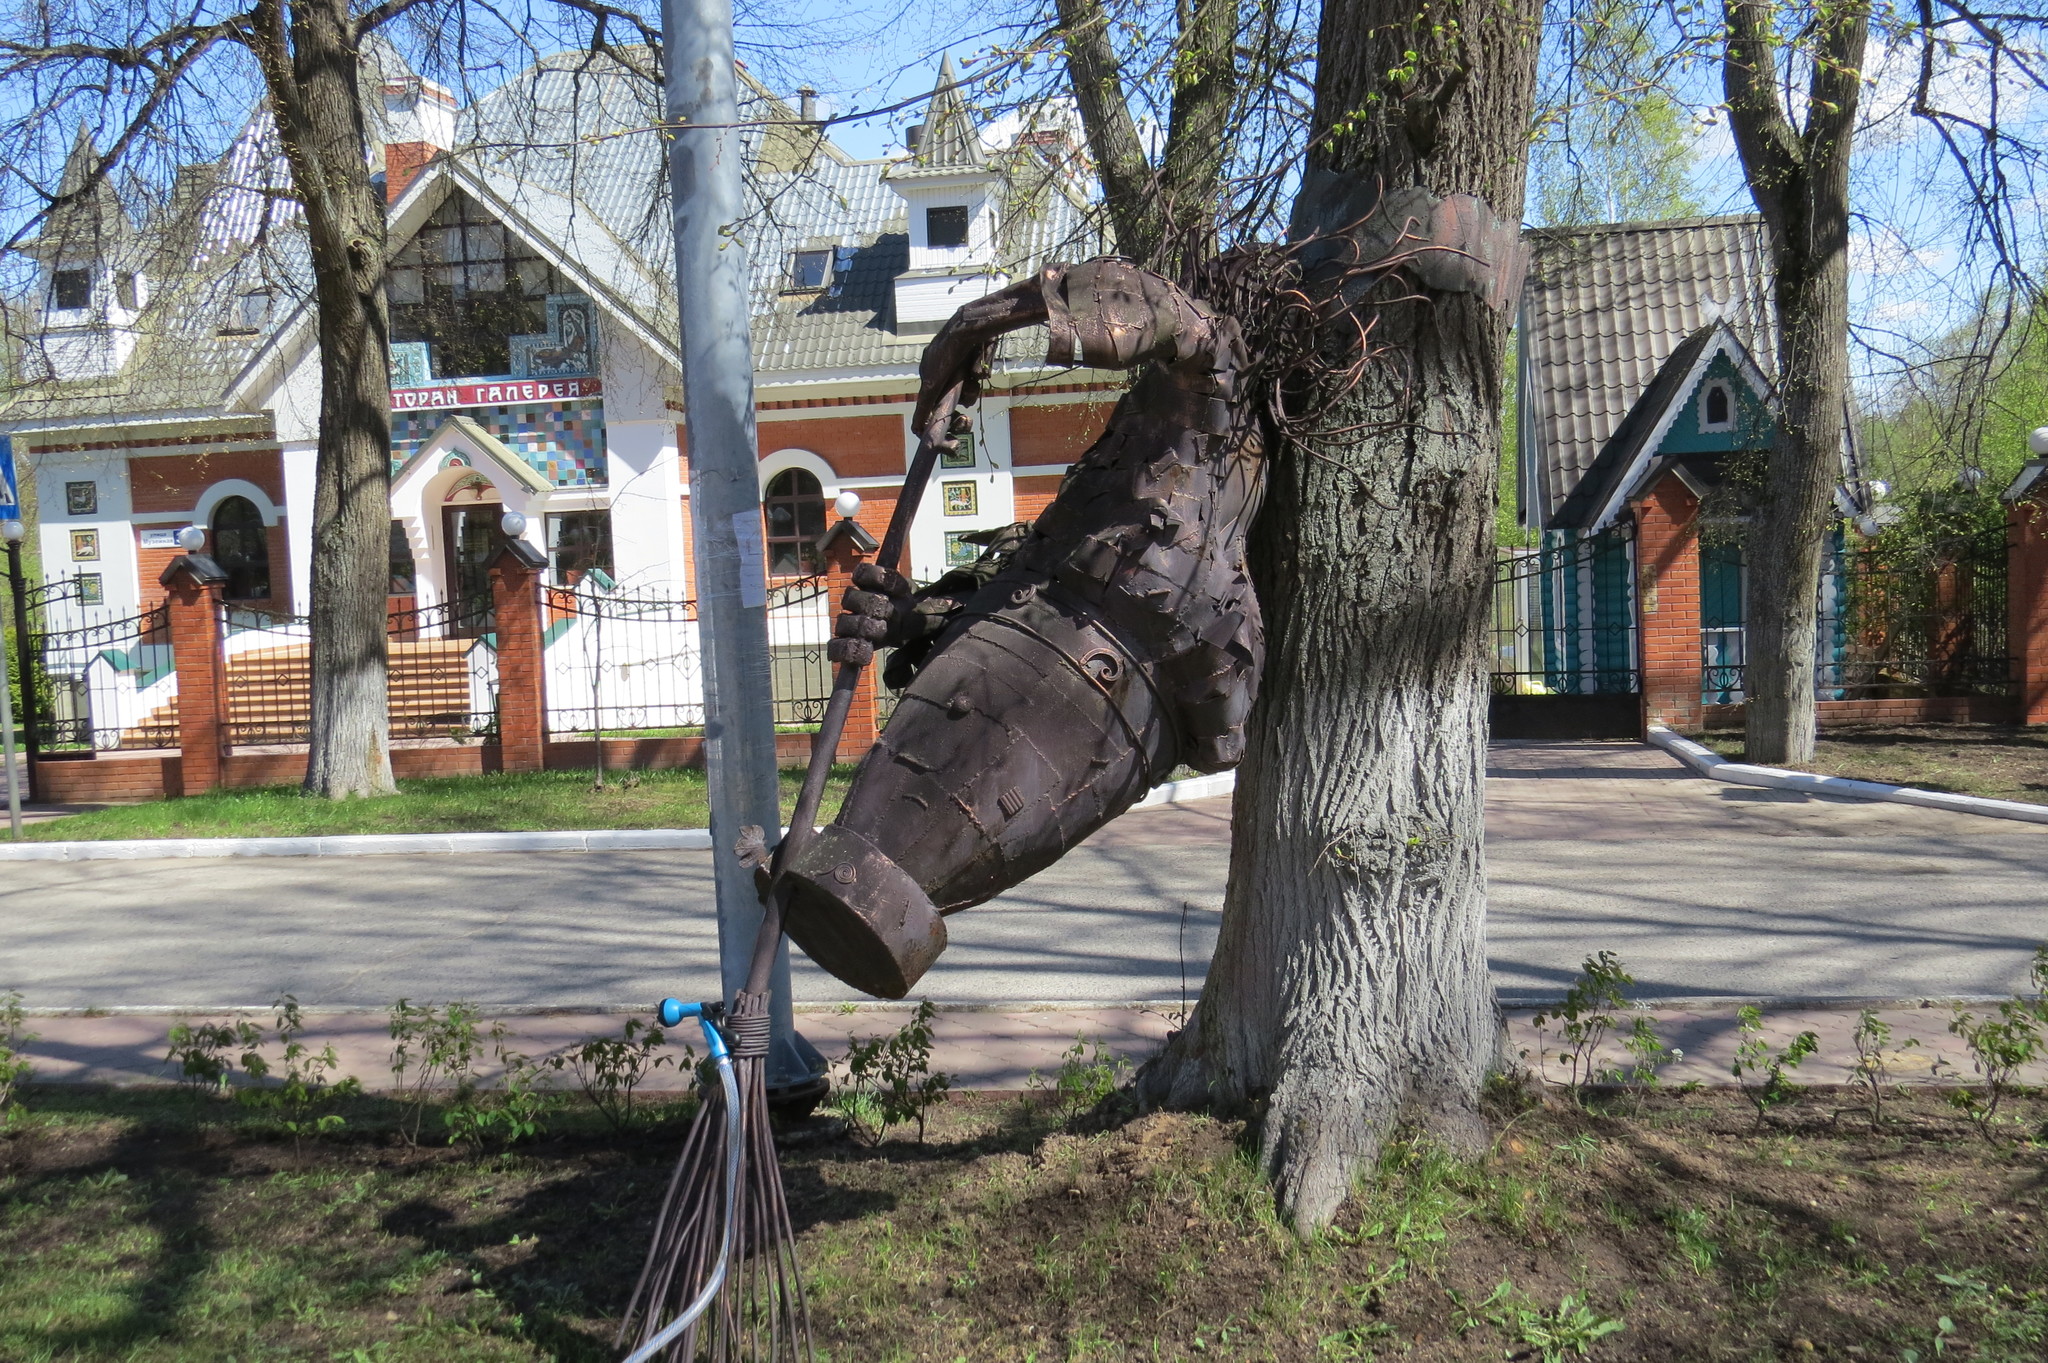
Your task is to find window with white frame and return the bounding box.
[1700,378,1736,433]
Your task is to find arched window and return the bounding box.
[1701,379,1734,432]
[763,468,826,576]
[211,496,271,601]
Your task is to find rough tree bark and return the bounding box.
[1138,0,1541,1233]
[1722,0,1868,767]
[250,0,397,797]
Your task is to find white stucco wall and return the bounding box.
[35,452,137,622]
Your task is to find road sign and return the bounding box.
[0,438,17,519]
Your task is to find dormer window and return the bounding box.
[238,291,272,331]
[926,205,969,249]
[790,249,831,290]
[51,269,90,311]
[1700,378,1735,433]
[115,273,139,310]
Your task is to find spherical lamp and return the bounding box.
[833,490,862,521]
[2029,427,2048,457]
[176,524,207,553]
[499,510,528,539]
[0,520,23,546]
[1959,466,1987,492]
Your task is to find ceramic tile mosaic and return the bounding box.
[391,399,608,488]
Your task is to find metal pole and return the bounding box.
[663,0,822,1094]
[6,542,34,805]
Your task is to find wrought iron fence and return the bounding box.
[1490,524,1639,697]
[1705,523,2012,702]
[216,600,498,747]
[766,574,834,726]
[27,604,174,751]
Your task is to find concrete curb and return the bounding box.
[1646,724,2048,826]
[0,770,1238,863]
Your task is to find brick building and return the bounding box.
[2,52,1109,646]
[1502,214,1869,736]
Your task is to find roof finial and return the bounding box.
[914,54,983,169]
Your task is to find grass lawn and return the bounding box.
[1695,721,2048,805]
[23,766,855,842]
[1,1081,2045,1360]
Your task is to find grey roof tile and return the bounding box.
[1519,213,1773,529]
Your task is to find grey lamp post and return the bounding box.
[0,518,22,834]
[664,0,824,1100]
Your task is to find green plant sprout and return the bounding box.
[1730,1005,1819,1126]
[830,999,951,1144]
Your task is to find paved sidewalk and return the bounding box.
[5,741,2046,1011]
[18,1001,2041,1093]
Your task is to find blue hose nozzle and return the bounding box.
[658,997,729,1060]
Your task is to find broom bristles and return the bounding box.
[620,992,813,1362]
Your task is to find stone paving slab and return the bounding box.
[15,1001,2043,1095]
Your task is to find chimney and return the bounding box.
[797,87,818,122]
[381,76,457,204]
[905,123,925,154]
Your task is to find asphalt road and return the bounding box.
[6,743,2046,1010]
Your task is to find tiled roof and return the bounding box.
[1519,214,1773,530]
[4,50,1098,431]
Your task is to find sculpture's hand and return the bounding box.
[909,276,1052,432]
[827,562,920,666]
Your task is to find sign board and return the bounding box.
[140,528,182,549]
[0,437,17,519]
[391,376,602,413]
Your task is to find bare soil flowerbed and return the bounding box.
[3,1084,2045,1360]
[1695,722,2048,805]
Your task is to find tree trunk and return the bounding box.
[1722,0,1867,767]
[1139,0,1539,1233]
[253,0,396,797]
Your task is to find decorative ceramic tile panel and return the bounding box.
[392,399,608,487]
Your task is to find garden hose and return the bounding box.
[621,999,740,1363]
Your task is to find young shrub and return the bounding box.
[0,991,35,1125]
[1028,1035,1133,1125]
[234,995,362,1149]
[829,999,951,1145]
[448,1034,559,1148]
[164,1013,265,1095]
[1730,1005,1819,1126]
[550,1017,683,1132]
[388,999,489,1146]
[1850,1008,1918,1129]
[1530,952,1674,1106]
[1947,1002,2041,1143]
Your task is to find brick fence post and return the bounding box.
[160,554,229,795]
[489,541,549,772]
[2006,487,2048,724]
[819,517,881,763]
[1633,470,1704,732]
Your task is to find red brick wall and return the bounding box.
[758,413,906,478]
[386,141,438,202]
[1635,473,1703,731]
[1012,474,1063,525]
[1010,401,1115,468]
[490,552,546,773]
[127,449,285,513]
[1699,696,2017,729]
[2009,497,2048,724]
[37,736,824,804]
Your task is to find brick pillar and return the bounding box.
[2007,494,2048,724]
[1634,471,1704,732]
[159,555,228,795]
[820,522,882,763]
[489,542,548,772]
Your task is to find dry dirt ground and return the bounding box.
[3,1085,2045,1361]
[1697,723,2048,805]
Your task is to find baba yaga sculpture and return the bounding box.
[619,187,1522,1360]
[781,258,1267,1000]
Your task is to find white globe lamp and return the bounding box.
[2029,427,2048,458]
[833,490,862,520]
[176,524,206,553]
[499,510,528,539]
[0,520,23,546]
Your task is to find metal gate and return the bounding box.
[1489,524,1640,739]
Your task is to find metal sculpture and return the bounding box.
[778,257,1268,999]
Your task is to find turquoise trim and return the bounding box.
[94,646,175,689]
[542,618,573,647]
